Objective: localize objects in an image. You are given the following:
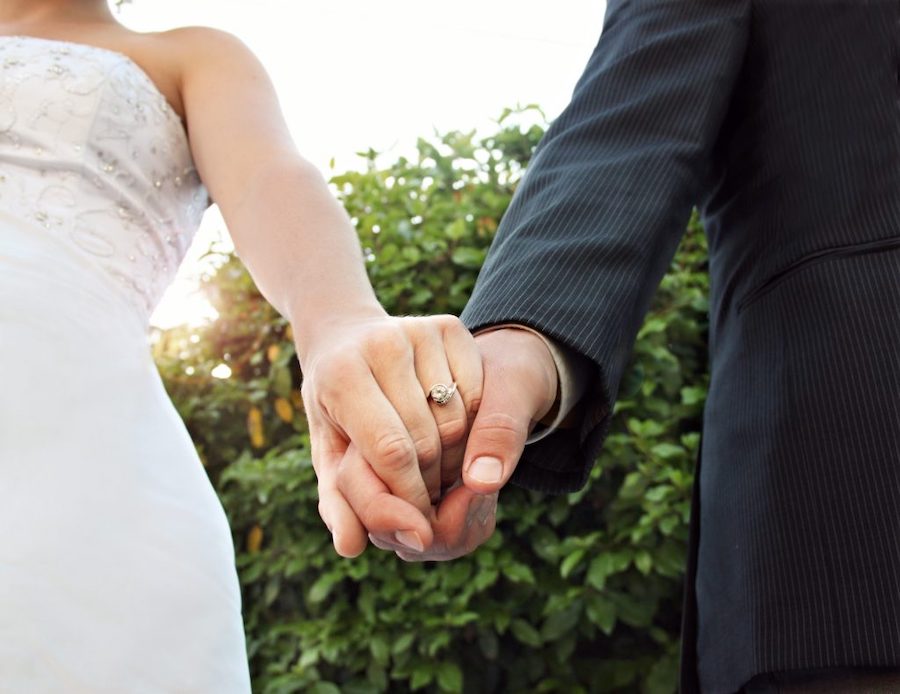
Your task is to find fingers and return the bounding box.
[304,315,490,557]
[316,355,434,516]
[413,332,464,503]
[436,317,484,490]
[317,474,368,557]
[391,486,498,562]
[309,424,368,557]
[363,326,444,513]
[336,444,434,553]
[411,316,482,500]
[462,329,558,495]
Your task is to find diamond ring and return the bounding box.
[428,382,458,406]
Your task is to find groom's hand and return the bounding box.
[374,327,559,561]
[461,328,558,493]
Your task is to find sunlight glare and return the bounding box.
[211,364,233,380]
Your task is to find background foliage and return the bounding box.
[154,109,710,693]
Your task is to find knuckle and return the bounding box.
[307,356,357,404]
[411,433,441,469]
[475,411,525,443]
[435,313,465,333]
[372,431,417,473]
[334,463,354,495]
[437,415,468,447]
[363,326,410,361]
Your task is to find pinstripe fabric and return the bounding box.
[461,1,900,692]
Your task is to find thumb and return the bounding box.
[462,329,557,494]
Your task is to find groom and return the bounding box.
[312,1,900,692]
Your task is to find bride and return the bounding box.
[0,0,484,690]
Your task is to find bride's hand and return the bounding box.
[297,313,482,556]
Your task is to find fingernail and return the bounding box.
[476,496,497,526]
[395,530,425,553]
[468,457,502,484]
[466,496,487,529]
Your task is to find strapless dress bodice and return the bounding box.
[0,35,208,319]
[0,38,250,693]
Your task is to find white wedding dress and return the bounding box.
[0,36,251,692]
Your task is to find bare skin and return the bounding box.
[0,1,185,115]
[1,1,561,563]
[0,0,487,554]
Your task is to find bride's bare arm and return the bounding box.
[170,28,483,556]
[172,28,371,334]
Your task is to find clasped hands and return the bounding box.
[298,313,558,561]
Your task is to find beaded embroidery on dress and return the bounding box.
[0,36,208,317]
[0,37,250,692]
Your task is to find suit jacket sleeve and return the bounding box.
[461,0,752,493]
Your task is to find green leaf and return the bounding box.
[450,246,485,268]
[391,632,416,656]
[586,595,617,635]
[638,316,668,336]
[445,218,467,240]
[644,653,679,694]
[410,666,433,690]
[298,647,319,668]
[586,552,630,590]
[645,485,672,503]
[436,662,464,692]
[309,684,341,694]
[612,591,657,628]
[510,618,542,647]
[473,567,499,591]
[635,550,653,575]
[681,386,707,405]
[504,562,535,584]
[307,571,340,604]
[659,515,680,536]
[370,636,389,666]
[446,611,479,627]
[271,364,292,398]
[651,443,684,460]
[560,548,586,579]
[541,603,581,641]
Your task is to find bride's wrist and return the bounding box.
[290,302,389,366]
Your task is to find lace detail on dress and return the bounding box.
[0,36,208,318]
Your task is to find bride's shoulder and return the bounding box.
[152,26,260,72]
[150,26,268,90]
[154,26,244,49]
[134,27,266,116]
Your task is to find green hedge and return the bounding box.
[153,109,709,693]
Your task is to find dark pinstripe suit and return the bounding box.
[461,1,900,692]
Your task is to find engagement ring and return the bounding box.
[428,382,457,406]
